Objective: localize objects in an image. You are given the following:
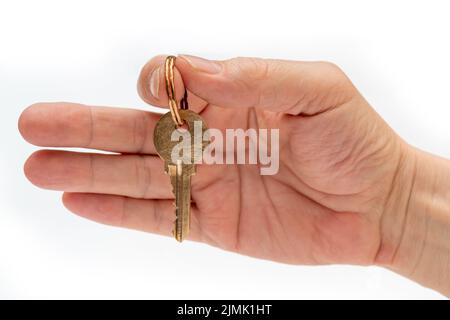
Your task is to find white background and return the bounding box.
[0,0,449,299]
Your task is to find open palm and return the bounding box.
[19,56,407,266]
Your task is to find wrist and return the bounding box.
[377,145,450,296]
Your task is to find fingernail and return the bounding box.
[179,54,222,74]
[149,67,160,99]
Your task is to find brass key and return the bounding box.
[154,110,208,241]
[153,56,209,242]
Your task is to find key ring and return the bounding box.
[164,56,189,126]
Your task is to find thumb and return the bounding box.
[176,55,357,115]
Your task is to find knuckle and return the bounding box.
[316,61,346,80]
[133,111,150,153]
[135,155,152,198]
[152,200,164,234]
[225,57,271,81]
[315,61,355,101]
[318,60,342,72]
[224,57,272,108]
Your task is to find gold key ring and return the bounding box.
[164,56,188,126]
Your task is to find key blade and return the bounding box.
[168,161,195,242]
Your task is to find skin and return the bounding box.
[18,55,450,296]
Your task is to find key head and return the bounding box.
[153,109,209,166]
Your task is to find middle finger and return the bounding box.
[24,150,174,199]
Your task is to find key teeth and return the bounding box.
[167,164,192,244]
[172,228,184,242]
[172,204,184,242]
[172,229,183,242]
[171,180,185,242]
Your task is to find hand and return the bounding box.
[18,55,401,263]
[19,55,450,296]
